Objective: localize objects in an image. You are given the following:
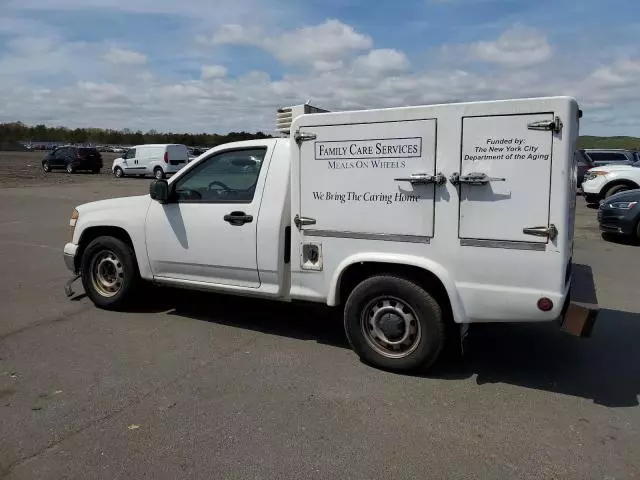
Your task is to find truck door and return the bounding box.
[297,119,438,241]
[457,113,556,246]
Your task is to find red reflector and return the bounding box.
[537,297,553,312]
[164,152,168,163]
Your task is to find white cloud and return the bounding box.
[469,25,553,68]
[205,19,372,68]
[353,49,410,75]
[201,65,228,79]
[104,48,147,65]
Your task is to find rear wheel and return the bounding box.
[81,236,139,310]
[604,184,632,199]
[344,275,445,372]
[42,161,50,173]
[114,167,124,178]
[66,163,75,174]
[154,167,165,180]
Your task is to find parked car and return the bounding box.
[42,146,103,174]
[111,144,190,179]
[575,148,638,188]
[597,189,640,241]
[582,162,640,204]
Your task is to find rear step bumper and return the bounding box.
[560,263,599,338]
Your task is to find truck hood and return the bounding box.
[76,194,151,214]
[588,164,639,173]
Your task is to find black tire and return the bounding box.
[66,163,75,174]
[344,275,445,372]
[81,236,139,310]
[92,168,101,174]
[42,160,51,173]
[154,167,165,180]
[114,167,124,178]
[604,184,631,199]
[635,219,640,243]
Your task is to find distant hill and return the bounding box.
[578,136,640,150]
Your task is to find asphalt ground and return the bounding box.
[0,152,639,479]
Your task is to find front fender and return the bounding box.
[327,253,468,324]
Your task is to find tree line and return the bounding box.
[0,122,272,149]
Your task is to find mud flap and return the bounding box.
[64,274,81,298]
[560,264,599,338]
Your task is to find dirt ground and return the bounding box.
[0,151,122,188]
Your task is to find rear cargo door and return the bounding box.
[458,113,555,245]
[298,119,437,241]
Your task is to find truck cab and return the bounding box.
[64,96,597,373]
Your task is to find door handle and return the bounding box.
[450,172,506,186]
[523,224,558,241]
[394,172,446,185]
[224,211,253,226]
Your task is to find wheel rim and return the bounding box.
[115,168,123,177]
[66,164,73,173]
[43,162,49,172]
[90,250,125,298]
[360,296,422,359]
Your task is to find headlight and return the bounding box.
[69,209,79,241]
[609,201,638,210]
[585,171,608,181]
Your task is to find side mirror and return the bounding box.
[149,179,169,203]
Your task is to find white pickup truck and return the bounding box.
[63,97,597,372]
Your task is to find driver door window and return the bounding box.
[125,148,136,160]
[173,148,266,203]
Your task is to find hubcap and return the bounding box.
[90,250,124,298]
[67,164,73,173]
[115,168,122,177]
[361,296,421,359]
[43,162,49,172]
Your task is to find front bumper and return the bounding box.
[597,208,637,235]
[64,243,78,273]
[583,192,601,204]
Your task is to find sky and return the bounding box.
[0,0,639,135]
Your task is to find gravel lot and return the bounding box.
[0,151,121,187]
[0,151,639,479]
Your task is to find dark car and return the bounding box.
[42,146,103,174]
[597,188,640,241]
[575,149,638,188]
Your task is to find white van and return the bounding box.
[112,144,189,179]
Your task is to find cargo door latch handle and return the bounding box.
[394,172,446,185]
[294,214,316,229]
[450,172,506,186]
[523,224,558,241]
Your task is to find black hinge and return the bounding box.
[527,116,563,133]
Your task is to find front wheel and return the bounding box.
[113,167,124,178]
[344,275,445,372]
[42,160,51,173]
[66,163,75,174]
[604,184,631,199]
[81,236,139,310]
